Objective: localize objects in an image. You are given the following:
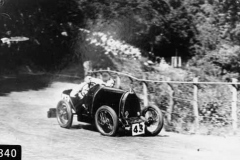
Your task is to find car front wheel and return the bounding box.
[95,105,118,136]
[142,105,164,136]
[56,100,73,128]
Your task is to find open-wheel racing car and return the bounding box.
[48,83,164,136]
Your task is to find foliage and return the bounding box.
[0,0,83,73]
[79,28,141,59]
[1,0,240,76]
[198,84,232,126]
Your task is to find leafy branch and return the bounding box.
[0,0,11,19]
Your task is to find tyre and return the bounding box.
[142,105,164,136]
[95,106,118,136]
[56,100,73,128]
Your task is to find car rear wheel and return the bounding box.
[95,105,118,136]
[56,100,73,128]
[142,105,164,136]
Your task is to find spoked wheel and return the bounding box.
[142,105,164,136]
[95,106,118,136]
[56,100,73,128]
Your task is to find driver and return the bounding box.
[70,73,114,113]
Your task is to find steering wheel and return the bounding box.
[79,82,97,97]
[88,82,97,88]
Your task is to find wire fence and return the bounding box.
[89,69,240,85]
[88,69,239,134]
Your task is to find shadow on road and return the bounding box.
[0,73,83,96]
[0,74,52,96]
[70,123,170,137]
[71,123,98,132]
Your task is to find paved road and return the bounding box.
[0,75,239,160]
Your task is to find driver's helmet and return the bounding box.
[102,73,110,82]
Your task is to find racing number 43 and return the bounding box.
[132,122,145,136]
[133,124,143,133]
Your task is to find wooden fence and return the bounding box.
[88,69,240,134]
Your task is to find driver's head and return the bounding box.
[102,73,110,83]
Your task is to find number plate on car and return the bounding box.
[132,122,145,136]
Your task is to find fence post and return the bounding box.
[142,82,148,107]
[178,57,182,67]
[167,77,174,123]
[142,74,148,107]
[193,77,199,133]
[231,78,238,135]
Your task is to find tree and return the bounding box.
[0,0,83,72]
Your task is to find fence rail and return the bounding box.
[89,69,240,85]
[88,69,239,134]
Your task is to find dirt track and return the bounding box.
[0,75,240,160]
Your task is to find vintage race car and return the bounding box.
[48,83,164,136]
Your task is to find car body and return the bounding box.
[48,84,164,136]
